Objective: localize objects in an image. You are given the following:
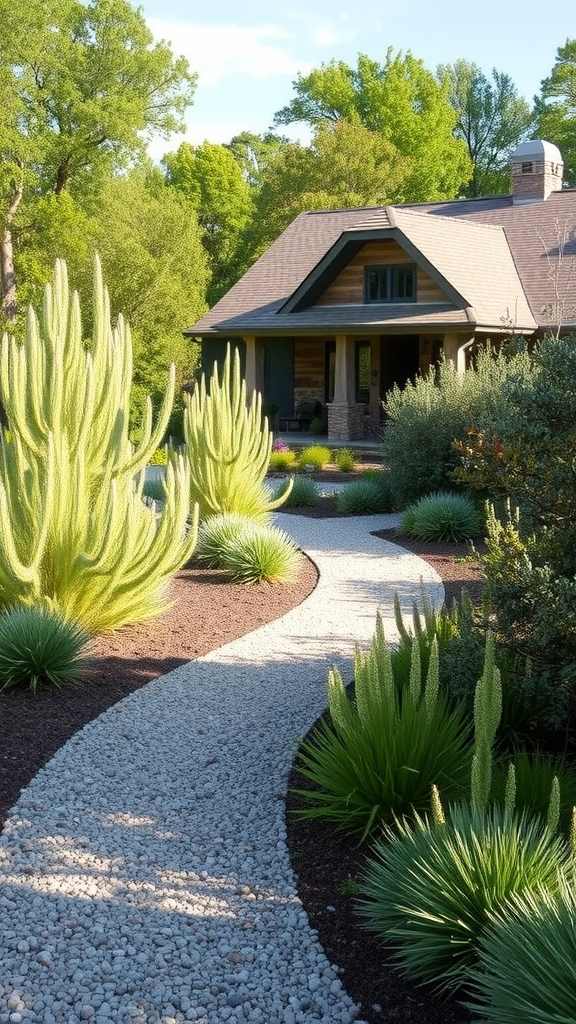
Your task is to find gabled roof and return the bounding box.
[186,188,576,337]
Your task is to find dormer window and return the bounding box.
[365,264,416,303]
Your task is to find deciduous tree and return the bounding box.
[535,38,576,186]
[437,60,533,196]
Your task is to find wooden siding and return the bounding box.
[316,241,447,305]
[294,338,326,409]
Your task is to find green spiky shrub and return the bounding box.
[0,257,198,633]
[332,448,357,472]
[218,523,302,584]
[142,474,167,504]
[400,491,481,542]
[467,881,576,1023]
[293,618,472,843]
[183,345,292,523]
[335,478,395,514]
[297,445,331,471]
[358,634,571,992]
[390,590,460,687]
[0,605,91,692]
[273,476,320,508]
[491,750,576,837]
[269,449,298,473]
[196,513,258,568]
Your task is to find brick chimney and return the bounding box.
[511,139,564,204]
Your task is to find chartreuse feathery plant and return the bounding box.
[358,632,572,993]
[183,345,292,523]
[0,257,198,633]
[293,614,472,843]
[197,513,302,584]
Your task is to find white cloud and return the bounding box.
[147,19,310,87]
[311,15,359,47]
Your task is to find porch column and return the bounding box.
[444,333,475,374]
[243,336,264,395]
[328,334,366,441]
[333,334,355,403]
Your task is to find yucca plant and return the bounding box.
[0,257,198,633]
[183,345,292,523]
[0,605,91,692]
[358,633,572,993]
[400,491,481,541]
[293,617,472,843]
[217,523,302,584]
[297,444,331,471]
[467,880,576,1023]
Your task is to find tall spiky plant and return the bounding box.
[183,344,292,523]
[0,256,198,632]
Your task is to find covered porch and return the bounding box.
[241,331,477,442]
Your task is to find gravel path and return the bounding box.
[0,514,443,1024]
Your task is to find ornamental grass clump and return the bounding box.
[196,513,258,568]
[400,490,481,541]
[358,633,572,993]
[183,345,292,523]
[467,881,576,1023]
[293,615,472,843]
[218,523,302,584]
[332,448,357,472]
[274,475,320,507]
[0,257,198,633]
[0,605,91,692]
[335,477,395,514]
[268,449,298,473]
[297,444,331,471]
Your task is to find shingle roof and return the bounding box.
[186,188,576,337]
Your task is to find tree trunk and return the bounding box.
[1,161,24,323]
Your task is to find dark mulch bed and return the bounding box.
[0,497,485,1024]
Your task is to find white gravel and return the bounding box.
[0,514,443,1024]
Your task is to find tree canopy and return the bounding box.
[438,61,534,196]
[1,0,196,320]
[163,142,253,304]
[535,38,576,186]
[274,51,472,201]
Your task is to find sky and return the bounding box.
[138,0,575,161]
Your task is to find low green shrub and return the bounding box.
[383,345,531,508]
[335,478,394,514]
[358,802,570,993]
[332,448,357,472]
[400,491,481,542]
[142,474,167,503]
[491,750,576,837]
[293,618,472,842]
[358,633,572,993]
[218,523,302,584]
[268,450,298,473]
[390,590,460,688]
[467,882,576,1023]
[297,445,331,470]
[0,605,92,692]
[273,476,320,507]
[196,513,257,568]
[149,448,168,466]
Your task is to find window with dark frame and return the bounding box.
[355,342,371,404]
[364,264,416,303]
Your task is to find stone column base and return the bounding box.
[327,403,366,441]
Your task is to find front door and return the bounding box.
[380,335,420,399]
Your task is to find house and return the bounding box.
[185,140,576,441]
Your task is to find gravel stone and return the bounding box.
[0,515,439,1024]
